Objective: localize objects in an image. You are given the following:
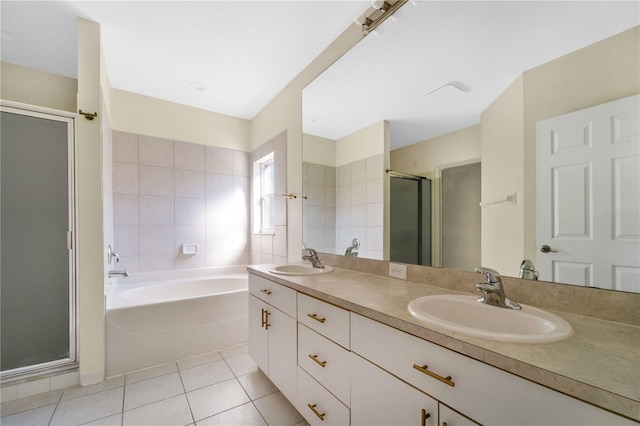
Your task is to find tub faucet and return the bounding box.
[302,248,325,269]
[109,270,129,278]
[344,238,360,257]
[474,267,521,310]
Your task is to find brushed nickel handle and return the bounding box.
[260,289,272,295]
[308,354,327,367]
[307,313,326,323]
[413,364,455,387]
[261,308,266,328]
[540,244,557,253]
[307,403,326,421]
[421,408,431,426]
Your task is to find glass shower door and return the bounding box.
[1,105,76,377]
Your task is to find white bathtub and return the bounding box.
[106,266,248,377]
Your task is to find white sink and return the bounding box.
[269,264,334,276]
[408,294,573,343]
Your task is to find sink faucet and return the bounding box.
[474,267,521,310]
[344,238,360,257]
[109,270,129,278]
[302,248,325,269]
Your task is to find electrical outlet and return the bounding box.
[389,263,407,280]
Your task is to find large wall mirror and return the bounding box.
[302,1,640,292]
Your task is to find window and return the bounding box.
[254,152,275,234]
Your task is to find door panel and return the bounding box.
[537,95,640,292]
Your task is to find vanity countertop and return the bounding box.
[247,264,640,421]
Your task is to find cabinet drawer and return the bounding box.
[298,293,350,348]
[297,366,350,426]
[249,273,296,317]
[298,324,350,406]
[350,313,634,425]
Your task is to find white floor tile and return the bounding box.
[186,378,250,422]
[0,403,56,426]
[61,376,125,402]
[254,392,303,426]
[50,387,123,426]
[220,343,248,359]
[123,394,192,426]
[236,370,277,401]
[196,402,266,426]
[177,351,223,371]
[123,372,184,411]
[126,362,178,385]
[80,413,122,425]
[224,353,258,377]
[1,389,62,416]
[180,360,234,392]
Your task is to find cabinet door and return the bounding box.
[248,294,269,374]
[268,306,297,399]
[351,352,437,426]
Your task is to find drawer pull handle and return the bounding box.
[261,309,270,330]
[307,403,326,421]
[260,289,272,295]
[308,354,327,367]
[307,313,326,323]
[421,408,431,426]
[412,364,455,387]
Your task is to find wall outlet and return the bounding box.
[389,263,407,280]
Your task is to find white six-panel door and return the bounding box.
[536,94,639,292]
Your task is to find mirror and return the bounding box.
[302,1,640,292]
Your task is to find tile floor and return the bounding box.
[1,344,308,426]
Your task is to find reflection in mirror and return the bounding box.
[302,2,640,292]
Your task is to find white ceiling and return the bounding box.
[303,1,640,149]
[1,0,369,119]
[2,1,638,144]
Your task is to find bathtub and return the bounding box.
[106,266,248,377]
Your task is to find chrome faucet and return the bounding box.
[302,248,325,269]
[344,238,360,257]
[109,270,129,278]
[519,259,539,280]
[474,267,521,310]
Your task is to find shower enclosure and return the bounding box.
[390,175,432,266]
[0,102,77,380]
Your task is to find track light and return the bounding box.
[355,0,407,36]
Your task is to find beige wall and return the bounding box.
[336,120,387,167]
[391,125,481,177]
[110,89,250,151]
[302,133,336,167]
[76,18,106,385]
[480,76,525,276]
[1,62,77,112]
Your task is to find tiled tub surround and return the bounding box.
[112,131,251,272]
[1,344,308,426]
[248,262,640,421]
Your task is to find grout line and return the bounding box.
[176,363,196,426]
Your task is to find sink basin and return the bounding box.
[269,264,334,276]
[408,294,573,343]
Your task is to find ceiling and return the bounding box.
[0,0,369,120]
[302,1,640,149]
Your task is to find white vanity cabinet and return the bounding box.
[351,312,635,426]
[248,274,297,399]
[296,293,351,425]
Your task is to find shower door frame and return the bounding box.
[0,100,78,381]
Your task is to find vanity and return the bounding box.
[247,264,639,425]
